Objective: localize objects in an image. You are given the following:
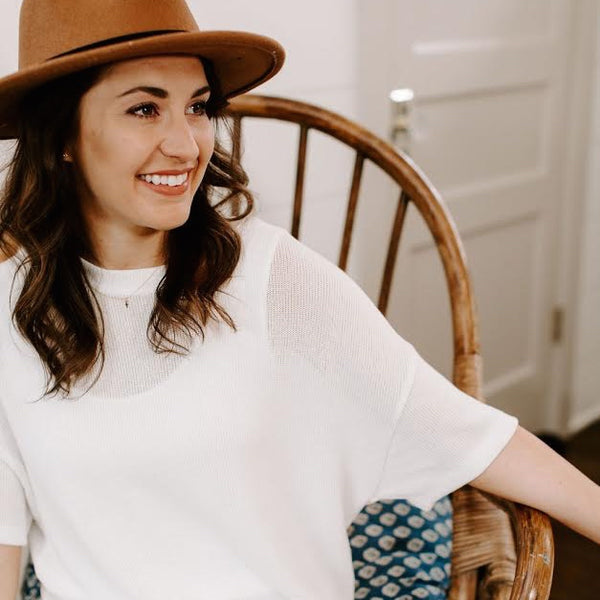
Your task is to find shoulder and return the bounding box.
[233,213,288,265]
[234,213,285,241]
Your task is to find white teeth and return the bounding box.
[141,172,188,187]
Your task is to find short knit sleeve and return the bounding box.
[373,353,518,509]
[0,402,32,545]
[266,228,518,511]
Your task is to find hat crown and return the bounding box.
[19,0,200,69]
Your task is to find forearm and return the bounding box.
[469,425,600,545]
[0,544,21,600]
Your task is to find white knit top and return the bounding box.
[0,214,518,599]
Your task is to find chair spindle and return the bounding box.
[291,125,309,239]
[339,152,365,271]
[231,115,242,165]
[378,189,410,315]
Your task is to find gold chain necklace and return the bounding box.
[97,269,159,308]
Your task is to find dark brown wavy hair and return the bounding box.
[0,57,254,399]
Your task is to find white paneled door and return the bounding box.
[356,1,577,431]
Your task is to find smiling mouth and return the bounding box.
[137,172,190,187]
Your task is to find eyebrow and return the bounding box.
[118,85,211,99]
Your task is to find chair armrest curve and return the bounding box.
[481,493,554,600]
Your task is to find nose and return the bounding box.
[159,114,200,163]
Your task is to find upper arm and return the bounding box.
[0,543,22,600]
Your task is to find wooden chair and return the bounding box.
[226,95,555,600]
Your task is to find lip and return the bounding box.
[139,169,193,176]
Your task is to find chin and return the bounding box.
[154,210,193,231]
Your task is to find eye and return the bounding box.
[127,103,159,118]
[185,101,208,117]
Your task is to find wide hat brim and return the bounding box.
[0,30,285,139]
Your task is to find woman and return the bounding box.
[0,1,598,599]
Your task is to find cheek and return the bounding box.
[198,121,215,160]
[79,125,143,182]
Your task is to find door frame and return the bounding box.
[550,0,598,435]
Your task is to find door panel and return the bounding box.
[357,0,573,430]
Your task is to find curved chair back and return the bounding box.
[226,94,554,600]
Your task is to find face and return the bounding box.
[71,55,215,258]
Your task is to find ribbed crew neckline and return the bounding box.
[80,257,166,298]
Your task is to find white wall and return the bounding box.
[188,0,361,263]
[569,5,600,433]
[0,1,21,169]
[0,1,19,75]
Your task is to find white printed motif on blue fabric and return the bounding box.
[348,496,452,600]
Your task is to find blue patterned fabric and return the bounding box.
[21,497,452,599]
[348,497,452,599]
[21,561,40,600]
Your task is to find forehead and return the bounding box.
[96,55,209,90]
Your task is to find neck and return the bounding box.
[78,205,169,269]
[83,230,167,270]
[82,254,166,270]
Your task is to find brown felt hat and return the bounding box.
[0,0,286,139]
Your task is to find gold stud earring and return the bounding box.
[62,152,71,161]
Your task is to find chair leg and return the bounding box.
[449,571,478,600]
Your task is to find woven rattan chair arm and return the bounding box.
[479,493,554,600]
